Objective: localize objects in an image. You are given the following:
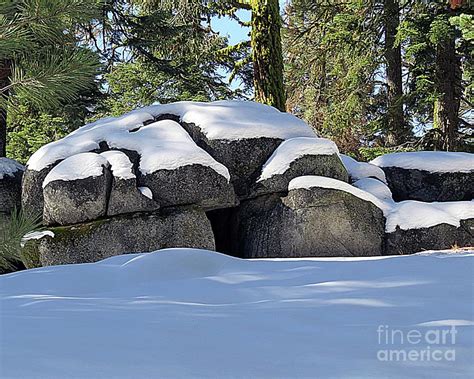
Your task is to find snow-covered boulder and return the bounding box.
[149,101,317,197]
[251,137,348,196]
[24,207,215,266]
[101,151,159,217]
[233,176,386,258]
[23,101,315,214]
[42,153,112,226]
[0,157,24,213]
[371,151,474,202]
[384,201,474,255]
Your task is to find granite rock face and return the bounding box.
[21,165,53,218]
[43,173,112,226]
[381,166,474,202]
[179,123,285,199]
[43,154,112,226]
[231,186,385,258]
[385,219,474,255]
[140,163,237,210]
[0,158,24,214]
[26,207,215,266]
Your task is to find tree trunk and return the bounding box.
[0,60,11,157]
[383,0,405,146]
[251,0,286,111]
[433,29,461,151]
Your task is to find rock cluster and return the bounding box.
[17,101,474,266]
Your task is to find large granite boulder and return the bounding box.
[22,207,215,266]
[251,137,348,196]
[385,219,474,255]
[43,153,112,226]
[384,200,474,255]
[232,176,386,258]
[0,158,24,213]
[371,151,474,202]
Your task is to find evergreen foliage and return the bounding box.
[0,0,101,157]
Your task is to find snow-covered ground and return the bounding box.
[1,248,473,378]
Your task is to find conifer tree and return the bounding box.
[0,0,100,157]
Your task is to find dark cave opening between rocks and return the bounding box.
[206,207,243,258]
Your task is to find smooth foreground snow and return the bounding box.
[1,248,473,378]
[370,151,474,173]
[339,154,387,183]
[0,157,24,180]
[258,137,339,182]
[288,176,474,232]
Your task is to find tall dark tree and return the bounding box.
[432,6,462,150]
[251,0,286,111]
[383,0,405,145]
[399,0,471,151]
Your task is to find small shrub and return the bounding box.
[0,209,42,273]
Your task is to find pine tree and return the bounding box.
[283,0,383,154]
[0,0,100,157]
[399,0,471,151]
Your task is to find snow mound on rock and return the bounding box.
[0,157,24,179]
[100,151,135,180]
[29,118,231,181]
[370,151,474,173]
[143,100,316,141]
[258,137,339,181]
[386,200,474,233]
[289,175,474,232]
[340,154,386,183]
[353,178,393,202]
[27,101,315,176]
[43,153,109,188]
[289,175,388,211]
